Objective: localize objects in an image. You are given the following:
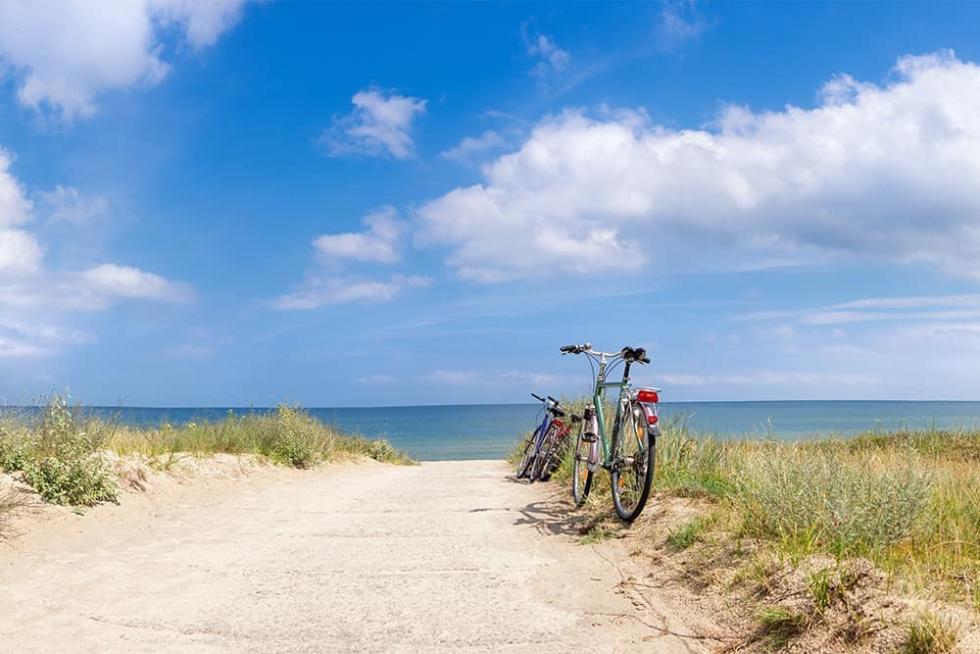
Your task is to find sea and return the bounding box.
[14,401,980,461]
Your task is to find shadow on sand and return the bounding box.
[509,483,603,537]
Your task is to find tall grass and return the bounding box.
[661,427,980,605]
[0,397,412,508]
[735,446,931,559]
[524,404,980,607]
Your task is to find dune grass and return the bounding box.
[0,396,412,508]
[655,425,980,607]
[513,406,980,609]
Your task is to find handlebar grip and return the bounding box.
[560,345,577,353]
[640,356,651,364]
[531,392,544,401]
[547,395,558,405]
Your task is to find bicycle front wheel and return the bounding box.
[515,429,538,479]
[610,401,655,522]
[572,417,594,505]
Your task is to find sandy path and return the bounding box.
[0,461,715,653]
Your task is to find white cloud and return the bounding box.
[313,206,405,264]
[0,151,41,275]
[0,320,92,358]
[737,293,980,326]
[0,229,42,275]
[38,185,108,225]
[0,0,249,119]
[656,0,706,50]
[319,88,427,159]
[148,0,249,49]
[79,263,190,302]
[0,149,31,228]
[274,274,431,310]
[526,33,571,78]
[440,130,506,163]
[417,52,980,282]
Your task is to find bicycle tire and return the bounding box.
[572,417,594,505]
[516,429,538,479]
[530,422,560,481]
[537,425,565,481]
[610,401,655,522]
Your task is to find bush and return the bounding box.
[264,406,318,468]
[5,397,117,506]
[735,447,930,559]
[21,456,116,506]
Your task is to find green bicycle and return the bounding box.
[560,343,660,522]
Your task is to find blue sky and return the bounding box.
[2,1,980,406]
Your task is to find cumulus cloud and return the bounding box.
[313,206,406,264]
[0,148,191,356]
[274,274,431,310]
[0,150,41,276]
[0,229,42,276]
[79,263,190,303]
[0,0,250,119]
[417,51,980,282]
[526,33,571,78]
[38,185,108,225]
[0,149,32,227]
[440,130,506,163]
[319,88,427,159]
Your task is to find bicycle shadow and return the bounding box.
[512,490,601,537]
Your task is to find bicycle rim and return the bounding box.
[572,420,593,505]
[610,402,655,521]
[530,424,558,481]
[516,431,537,479]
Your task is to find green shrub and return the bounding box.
[264,406,318,468]
[735,447,930,559]
[7,397,117,506]
[21,456,116,506]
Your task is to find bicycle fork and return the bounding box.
[582,405,600,472]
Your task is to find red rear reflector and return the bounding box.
[637,389,659,404]
[647,414,659,426]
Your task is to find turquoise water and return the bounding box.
[13,401,980,461]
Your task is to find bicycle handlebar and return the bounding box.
[560,342,651,364]
[531,392,562,407]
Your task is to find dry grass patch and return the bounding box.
[1,397,413,508]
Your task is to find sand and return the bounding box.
[0,460,717,653]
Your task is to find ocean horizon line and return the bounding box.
[4,398,980,411]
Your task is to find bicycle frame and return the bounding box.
[589,354,632,468]
[532,411,552,453]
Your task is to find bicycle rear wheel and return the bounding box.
[530,423,560,481]
[572,416,594,505]
[610,401,655,522]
